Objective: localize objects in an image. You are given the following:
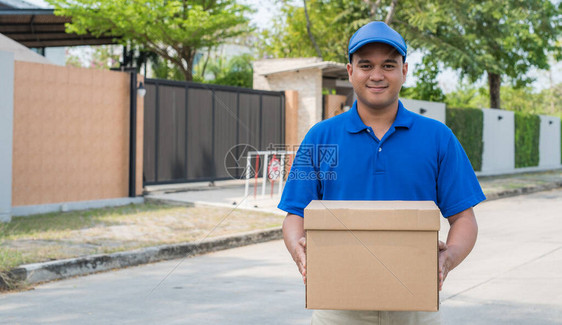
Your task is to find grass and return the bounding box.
[0,203,284,275]
[480,170,562,194]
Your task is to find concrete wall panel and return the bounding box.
[135,76,144,196]
[481,108,515,173]
[0,51,14,222]
[539,115,561,168]
[400,98,446,124]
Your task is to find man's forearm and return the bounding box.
[445,208,478,271]
[283,213,307,282]
[283,213,305,252]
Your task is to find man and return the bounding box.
[278,21,486,324]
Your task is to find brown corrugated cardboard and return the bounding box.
[304,200,440,311]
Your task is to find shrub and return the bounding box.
[514,112,540,168]
[445,108,484,171]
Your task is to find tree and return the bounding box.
[443,83,489,109]
[260,0,562,109]
[89,45,121,70]
[196,53,254,88]
[64,45,120,69]
[500,83,562,118]
[48,0,253,81]
[150,55,186,81]
[444,81,562,119]
[65,48,84,68]
[388,0,561,109]
[260,0,366,62]
[400,55,445,102]
[540,83,562,118]
[303,0,323,58]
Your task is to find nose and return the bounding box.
[369,67,384,81]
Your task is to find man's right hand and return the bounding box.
[282,213,307,284]
[293,236,307,284]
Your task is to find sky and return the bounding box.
[24,0,561,93]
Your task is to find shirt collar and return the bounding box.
[345,100,414,133]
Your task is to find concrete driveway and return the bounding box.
[1,189,561,324]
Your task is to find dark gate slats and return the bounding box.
[143,79,285,185]
[237,93,262,180]
[157,85,187,182]
[143,83,157,183]
[214,90,239,179]
[187,88,213,180]
[238,93,261,149]
[262,95,283,151]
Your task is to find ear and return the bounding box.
[402,61,408,84]
[346,62,353,83]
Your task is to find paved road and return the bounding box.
[1,189,561,325]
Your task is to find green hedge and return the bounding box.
[445,108,483,171]
[514,112,540,168]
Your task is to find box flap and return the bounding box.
[304,200,440,231]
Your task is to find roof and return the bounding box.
[255,59,348,79]
[0,7,119,47]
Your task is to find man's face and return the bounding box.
[346,43,408,112]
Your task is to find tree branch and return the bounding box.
[385,0,398,25]
[200,46,212,77]
[303,0,323,59]
[364,0,382,19]
[80,12,190,75]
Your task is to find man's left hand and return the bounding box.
[438,240,450,291]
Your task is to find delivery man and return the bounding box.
[277,21,486,324]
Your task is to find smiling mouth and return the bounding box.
[367,85,388,91]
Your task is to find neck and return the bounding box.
[356,100,399,130]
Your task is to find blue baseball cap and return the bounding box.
[348,21,407,62]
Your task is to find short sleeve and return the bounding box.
[277,133,322,217]
[437,132,486,217]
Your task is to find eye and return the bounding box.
[359,64,372,69]
[383,64,396,69]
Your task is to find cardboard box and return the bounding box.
[304,200,440,311]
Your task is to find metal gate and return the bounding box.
[143,78,285,185]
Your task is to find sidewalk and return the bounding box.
[145,169,562,214]
[3,169,561,288]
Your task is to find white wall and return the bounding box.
[268,69,322,143]
[481,109,515,173]
[400,98,446,124]
[254,59,323,143]
[0,33,52,64]
[539,115,561,168]
[0,51,14,222]
[44,47,66,66]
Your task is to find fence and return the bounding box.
[143,79,285,185]
[10,61,143,207]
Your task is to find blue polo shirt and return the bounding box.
[278,100,486,218]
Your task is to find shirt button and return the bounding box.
[378,147,382,152]
[367,129,371,132]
